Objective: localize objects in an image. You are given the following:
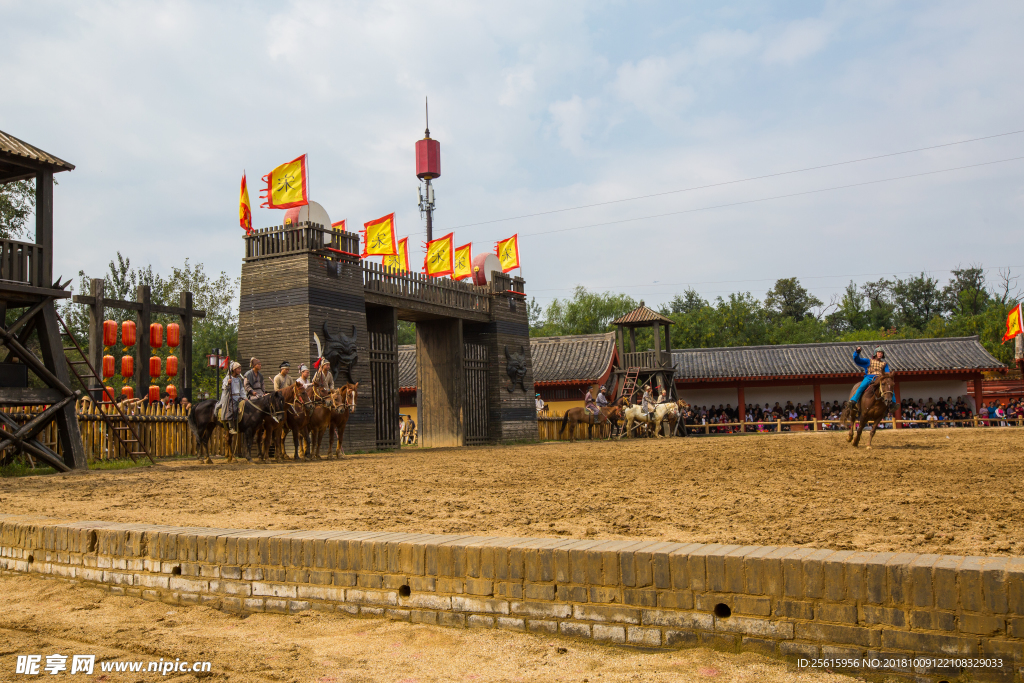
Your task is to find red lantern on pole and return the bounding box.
[148,385,160,403]
[121,385,134,400]
[102,354,115,379]
[149,323,163,348]
[166,355,178,377]
[149,356,162,377]
[167,323,180,348]
[121,355,134,378]
[122,320,136,347]
[166,384,177,400]
[103,320,117,347]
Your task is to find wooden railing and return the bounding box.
[491,272,526,296]
[622,351,672,369]
[538,414,614,441]
[362,262,491,314]
[0,238,47,287]
[243,222,359,262]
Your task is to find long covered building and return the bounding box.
[398,333,1005,426]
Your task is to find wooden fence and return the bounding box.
[1,400,230,463]
[537,411,1024,441]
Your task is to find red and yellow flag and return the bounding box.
[260,154,308,209]
[383,237,410,272]
[332,220,346,232]
[495,234,520,272]
[453,242,473,281]
[361,213,398,257]
[423,232,454,278]
[1003,303,1022,342]
[239,173,253,233]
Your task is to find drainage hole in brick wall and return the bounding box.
[171,566,182,576]
[87,531,97,554]
[713,603,731,618]
[399,585,411,598]
[27,555,34,564]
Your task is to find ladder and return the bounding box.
[55,312,154,464]
[619,367,641,403]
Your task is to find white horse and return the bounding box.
[622,401,679,438]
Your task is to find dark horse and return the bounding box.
[559,404,622,443]
[841,371,895,448]
[187,392,285,463]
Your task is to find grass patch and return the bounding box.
[0,461,58,477]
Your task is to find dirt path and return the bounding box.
[0,575,857,682]
[1,429,1020,557]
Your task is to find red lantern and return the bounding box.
[166,355,178,377]
[103,320,117,347]
[121,355,134,378]
[122,320,136,347]
[149,356,162,377]
[167,323,180,348]
[121,385,134,400]
[102,354,115,379]
[149,323,163,348]
[148,385,160,403]
[166,384,178,400]
[102,386,116,403]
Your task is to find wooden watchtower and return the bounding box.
[610,301,676,402]
[0,130,87,471]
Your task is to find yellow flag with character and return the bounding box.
[260,154,308,209]
[453,242,472,281]
[495,234,520,272]
[383,237,410,272]
[361,213,398,257]
[239,173,252,233]
[423,232,454,277]
[1003,303,1022,343]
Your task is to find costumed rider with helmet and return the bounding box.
[847,345,890,418]
[218,361,245,434]
[596,385,610,409]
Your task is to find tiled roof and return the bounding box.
[397,332,617,389]
[611,302,674,326]
[0,129,75,183]
[531,332,617,384]
[671,336,1005,381]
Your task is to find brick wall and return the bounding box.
[2,515,1021,680]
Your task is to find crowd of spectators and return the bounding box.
[685,395,1023,434]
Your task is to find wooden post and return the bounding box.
[813,384,821,430]
[135,285,151,401]
[737,385,745,432]
[893,380,902,429]
[628,327,637,354]
[86,278,105,401]
[35,170,53,286]
[664,324,672,356]
[36,304,87,469]
[180,291,193,403]
[652,322,662,359]
[973,375,984,415]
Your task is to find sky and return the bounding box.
[2,0,1023,312]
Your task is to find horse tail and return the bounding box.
[560,411,569,434]
[186,403,204,454]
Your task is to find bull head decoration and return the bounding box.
[319,322,359,384]
[504,345,527,393]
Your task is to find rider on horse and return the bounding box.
[218,361,244,434]
[641,385,656,416]
[584,386,600,418]
[596,385,610,409]
[847,345,890,418]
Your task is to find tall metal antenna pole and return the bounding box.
[417,96,438,243]
[424,97,433,241]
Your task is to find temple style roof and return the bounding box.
[611,301,674,327]
[671,336,1005,381]
[0,129,75,183]
[397,332,618,390]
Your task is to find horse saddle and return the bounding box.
[216,399,247,424]
[848,378,881,400]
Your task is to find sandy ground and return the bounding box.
[1,428,1021,557]
[0,574,858,683]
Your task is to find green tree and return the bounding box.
[944,266,988,317]
[861,278,896,330]
[827,282,868,334]
[541,287,637,336]
[664,288,707,315]
[0,179,36,240]
[891,273,943,331]
[764,277,822,321]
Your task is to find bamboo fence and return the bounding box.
[0,400,230,463]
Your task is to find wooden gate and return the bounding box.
[464,342,489,445]
[370,331,399,449]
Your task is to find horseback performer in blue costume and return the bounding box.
[846,345,890,419]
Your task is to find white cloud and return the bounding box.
[762,18,832,65]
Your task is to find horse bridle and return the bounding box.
[246,394,286,423]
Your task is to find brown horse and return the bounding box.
[308,383,358,459]
[278,383,312,460]
[329,383,358,457]
[841,372,895,448]
[559,404,622,442]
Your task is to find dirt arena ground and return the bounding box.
[1,428,1020,557]
[0,574,855,683]
[1,428,1020,682]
